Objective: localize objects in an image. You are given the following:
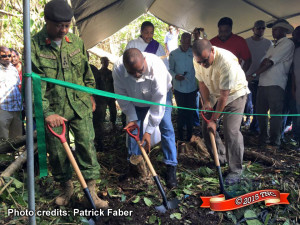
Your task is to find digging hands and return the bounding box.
[141,132,151,153]
[45,114,68,128]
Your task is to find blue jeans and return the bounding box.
[127,91,177,166]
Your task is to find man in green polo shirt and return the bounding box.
[31,0,108,208]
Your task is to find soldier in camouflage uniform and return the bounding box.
[31,0,108,208]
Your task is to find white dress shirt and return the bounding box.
[126,36,169,69]
[113,52,172,134]
[259,37,295,90]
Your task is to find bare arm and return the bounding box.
[242,58,252,73]
[199,81,211,109]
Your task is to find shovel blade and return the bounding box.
[155,198,180,213]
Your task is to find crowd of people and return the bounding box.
[1,0,300,210]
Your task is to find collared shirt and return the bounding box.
[112,52,172,134]
[0,63,22,111]
[126,36,169,69]
[31,26,95,118]
[210,34,251,63]
[169,47,197,93]
[193,46,249,106]
[259,37,295,90]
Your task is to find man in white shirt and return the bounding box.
[246,20,272,134]
[247,20,295,148]
[112,48,177,188]
[193,39,249,184]
[126,21,168,68]
[164,25,179,56]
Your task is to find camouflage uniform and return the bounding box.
[31,26,100,182]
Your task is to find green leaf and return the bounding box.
[203,177,219,184]
[132,196,140,203]
[13,178,23,189]
[183,188,192,195]
[282,220,290,225]
[80,216,90,225]
[226,212,237,224]
[264,213,271,225]
[170,212,182,220]
[149,215,157,224]
[144,197,153,206]
[244,209,262,225]
[198,167,213,176]
[121,194,126,202]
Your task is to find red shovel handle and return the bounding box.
[124,124,140,142]
[47,122,67,143]
[201,107,214,124]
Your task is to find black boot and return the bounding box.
[166,165,177,189]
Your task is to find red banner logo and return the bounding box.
[200,189,289,211]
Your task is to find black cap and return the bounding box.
[44,0,73,22]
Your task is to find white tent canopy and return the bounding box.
[70,0,300,49]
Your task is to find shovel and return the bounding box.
[125,124,179,213]
[47,122,99,225]
[201,109,232,199]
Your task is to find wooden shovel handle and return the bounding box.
[136,140,157,177]
[62,142,88,189]
[209,131,220,167]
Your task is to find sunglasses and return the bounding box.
[1,54,11,58]
[256,27,266,30]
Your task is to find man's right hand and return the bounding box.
[175,74,185,81]
[124,121,138,130]
[45,114,68,128]
[202,102,212,111]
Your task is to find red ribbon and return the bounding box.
[200,189,289,211]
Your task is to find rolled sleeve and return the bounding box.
[112,66,137,122]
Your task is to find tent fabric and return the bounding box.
[71,0,300,49]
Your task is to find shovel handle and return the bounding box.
[47,122,67,143]
[209,131,220,167]
[47,123,88,189]
[201,107,214,124]
[124,124,140,142]
[125,124,157,176]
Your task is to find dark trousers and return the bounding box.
[174,90,197,141]
[256,86,285,146]
[249,81,259,132]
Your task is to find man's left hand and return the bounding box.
[141,132,151,153]
[90,96,96,112]
[207,121,217,135]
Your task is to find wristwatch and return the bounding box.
[252,73,257,78]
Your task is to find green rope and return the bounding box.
[23,72,300,178]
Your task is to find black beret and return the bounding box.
[44,0,73,22]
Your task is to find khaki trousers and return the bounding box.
[202,95,247,173]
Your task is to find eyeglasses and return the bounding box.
[1,54,11,58]
[197,51,211,65]
[256,27,266,30]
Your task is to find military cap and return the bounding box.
[44,0,73,22]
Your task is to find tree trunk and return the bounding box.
[0,144,38,186]
[0,133,37,154]
[244,150,282,167]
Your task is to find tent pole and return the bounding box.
[23,0,36,224]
